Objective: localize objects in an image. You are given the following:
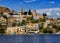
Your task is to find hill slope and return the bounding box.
[0,6,11,13]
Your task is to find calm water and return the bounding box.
[0,34,60,43]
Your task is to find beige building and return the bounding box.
[5,26,26,35]
[7,13,21,26]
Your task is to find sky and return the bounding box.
[0,0,60,12]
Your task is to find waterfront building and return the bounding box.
[26,22,39,33]
[5,26,26,35]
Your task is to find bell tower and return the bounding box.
[21,6,24,15]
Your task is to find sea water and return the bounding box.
[0,34,60,43]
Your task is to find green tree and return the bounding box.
[42,13,47,22]
[18,22,21,26]
[20,20,27,25]
[52,25,60,30]
[3,15,8,26]
[41,28,47,33]
[43,13,47,18]
[41,18,47,22]
[0,29,5,34]
[39,23,44,30]
[12,22,16,26]
[41,26,53,33]
[0,24,7,34]
[3,15,7,19]
[28,10,32,15]
[31,19,39,23]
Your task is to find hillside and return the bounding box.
[0,6,11,13]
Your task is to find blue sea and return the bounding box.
[0,34,60,43]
